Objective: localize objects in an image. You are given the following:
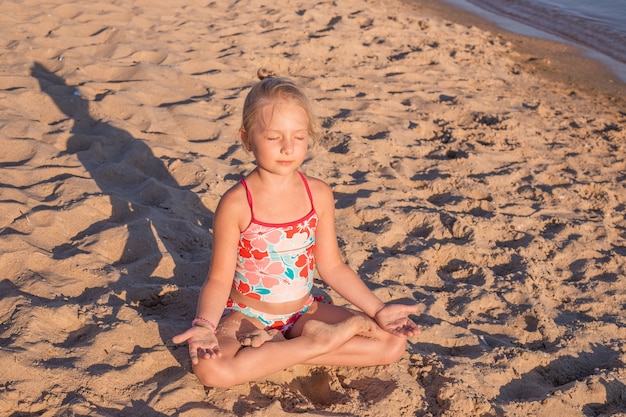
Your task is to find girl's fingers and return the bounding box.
[189,341,222,362]
[189,348,199,365]
[172,329,191,344]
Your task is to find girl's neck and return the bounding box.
[249,168,301,189]
[245,169,310,224]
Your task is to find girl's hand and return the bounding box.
[374,303,421,337]
[172,326,222,365]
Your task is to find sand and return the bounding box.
[1,0,625,416]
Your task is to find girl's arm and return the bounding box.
[310,177,420,337]
[195,187,243,324]
[172,185,244,361]
[310,179,385,317]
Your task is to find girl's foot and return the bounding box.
[301,315,374,352]
[238,328,285,348]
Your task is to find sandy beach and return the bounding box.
[1,0,625,416]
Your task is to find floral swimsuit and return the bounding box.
[225,172,318,333]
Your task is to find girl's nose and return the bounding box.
[281,138,293,154]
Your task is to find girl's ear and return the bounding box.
[239,128,252,151]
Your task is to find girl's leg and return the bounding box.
[192,311,374,388]
[288,302,408,367]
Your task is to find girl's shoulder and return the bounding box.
[215,180,250,227]
[301,174,334,207]
[219,180,247,207]
[301,173,330,191]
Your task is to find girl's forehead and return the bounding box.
[257,100,309,125]
[260,98,303,112]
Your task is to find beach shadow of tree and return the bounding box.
[28,62,214,412]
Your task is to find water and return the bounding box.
[440,0,626,82]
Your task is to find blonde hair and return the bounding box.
[241,68,318,142]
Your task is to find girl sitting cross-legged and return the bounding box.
[173,68,420,388]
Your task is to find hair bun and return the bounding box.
[257,67,277,80]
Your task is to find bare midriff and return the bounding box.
[229,287,312,315]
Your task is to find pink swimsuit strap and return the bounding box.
[240,171,315,228]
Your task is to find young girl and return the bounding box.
[173,69,420,388]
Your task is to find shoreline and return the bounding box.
[407,0,626,101]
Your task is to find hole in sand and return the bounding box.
[294,369,337,406]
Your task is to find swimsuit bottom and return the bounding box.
[223,294,315,334]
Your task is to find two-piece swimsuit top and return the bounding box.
[233,172,318,304]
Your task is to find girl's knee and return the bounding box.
[379,334,408,364]
[193,361,238,389]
